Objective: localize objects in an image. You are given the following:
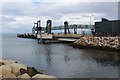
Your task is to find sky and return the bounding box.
[0,0,120,34]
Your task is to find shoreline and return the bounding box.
[0,59,57,80]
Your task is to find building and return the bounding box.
[95,18,120,36]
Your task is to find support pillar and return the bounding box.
[64,21,70,35]
[74,25,77,34]
[46,20,52,34]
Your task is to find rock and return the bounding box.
[32,74,57,80]
[2,72,16,78]
[0,66,2,78]
[8,60,17,64]
[27,67,38,77]
[0,62,5,66]
[0,65,16,79]
[0,65,12,76]
[20,68,27,75]
[0,59,57,80]
[0,59,17,65]
[11,63,27,76]
[74,36,120,50]
[17,73,31,80]
[0,74,2,78]
[0,59,11,65]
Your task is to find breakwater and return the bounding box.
[72,36,120,52]
[17,33,36,39]
[0,59,57,80]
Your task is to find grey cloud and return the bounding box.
[2,2,119,34]
[2,2,118,19]
[2,2,26,16]
[2,16,16,22]
[38,2,118,20]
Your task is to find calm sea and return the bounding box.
[2,34,119,78]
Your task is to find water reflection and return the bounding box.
[81,49,119,66]
[44,45,53,64]
[64,55,70,62]
[2,34,119,78]
[42,44,119,78]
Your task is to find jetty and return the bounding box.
[17,18,120,51]
[17,20,86,43]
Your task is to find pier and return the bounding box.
[17,18,120,51]
[17,19,88,43]
[37,34,81,43]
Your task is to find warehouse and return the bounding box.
[95,18,120,36]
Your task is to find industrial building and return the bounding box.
[95,18,120,36]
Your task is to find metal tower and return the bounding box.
[64,21,70,34]
[46,20,52,34]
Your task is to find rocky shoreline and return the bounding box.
[71,36,120,52]
[0,59,57,80]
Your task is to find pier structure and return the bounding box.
[46,20,52,34]
[36,20,42,34]
[36,20,82,43]
[32,23,35,34]
[32,20,94,35]
[37,33,79,43]
[18,19,91,43]
[17,18,120,51]
[32,23,38,34]
[73,24,77,34]
[64,21,70,34]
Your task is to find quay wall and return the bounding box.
[72,36,120,51]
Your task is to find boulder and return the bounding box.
[0,74,2,78]
[8,60,17,64]
[27,67,38,77]
[20,68,27,75]
[17,73,31,80]
[32,74,57,80]
[2,72,16,78]
[11,63,27,76]
[0,60,11,65]
[0,59,17,65]
[0,62,5,66]
[0,65,12,76]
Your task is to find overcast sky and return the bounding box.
[1,0,119,34]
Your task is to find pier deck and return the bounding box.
[37,34,82,43]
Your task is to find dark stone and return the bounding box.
[0,62,5,66]
[20,68,27,75]
[26,67,44,77]
[27,67,38,77]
